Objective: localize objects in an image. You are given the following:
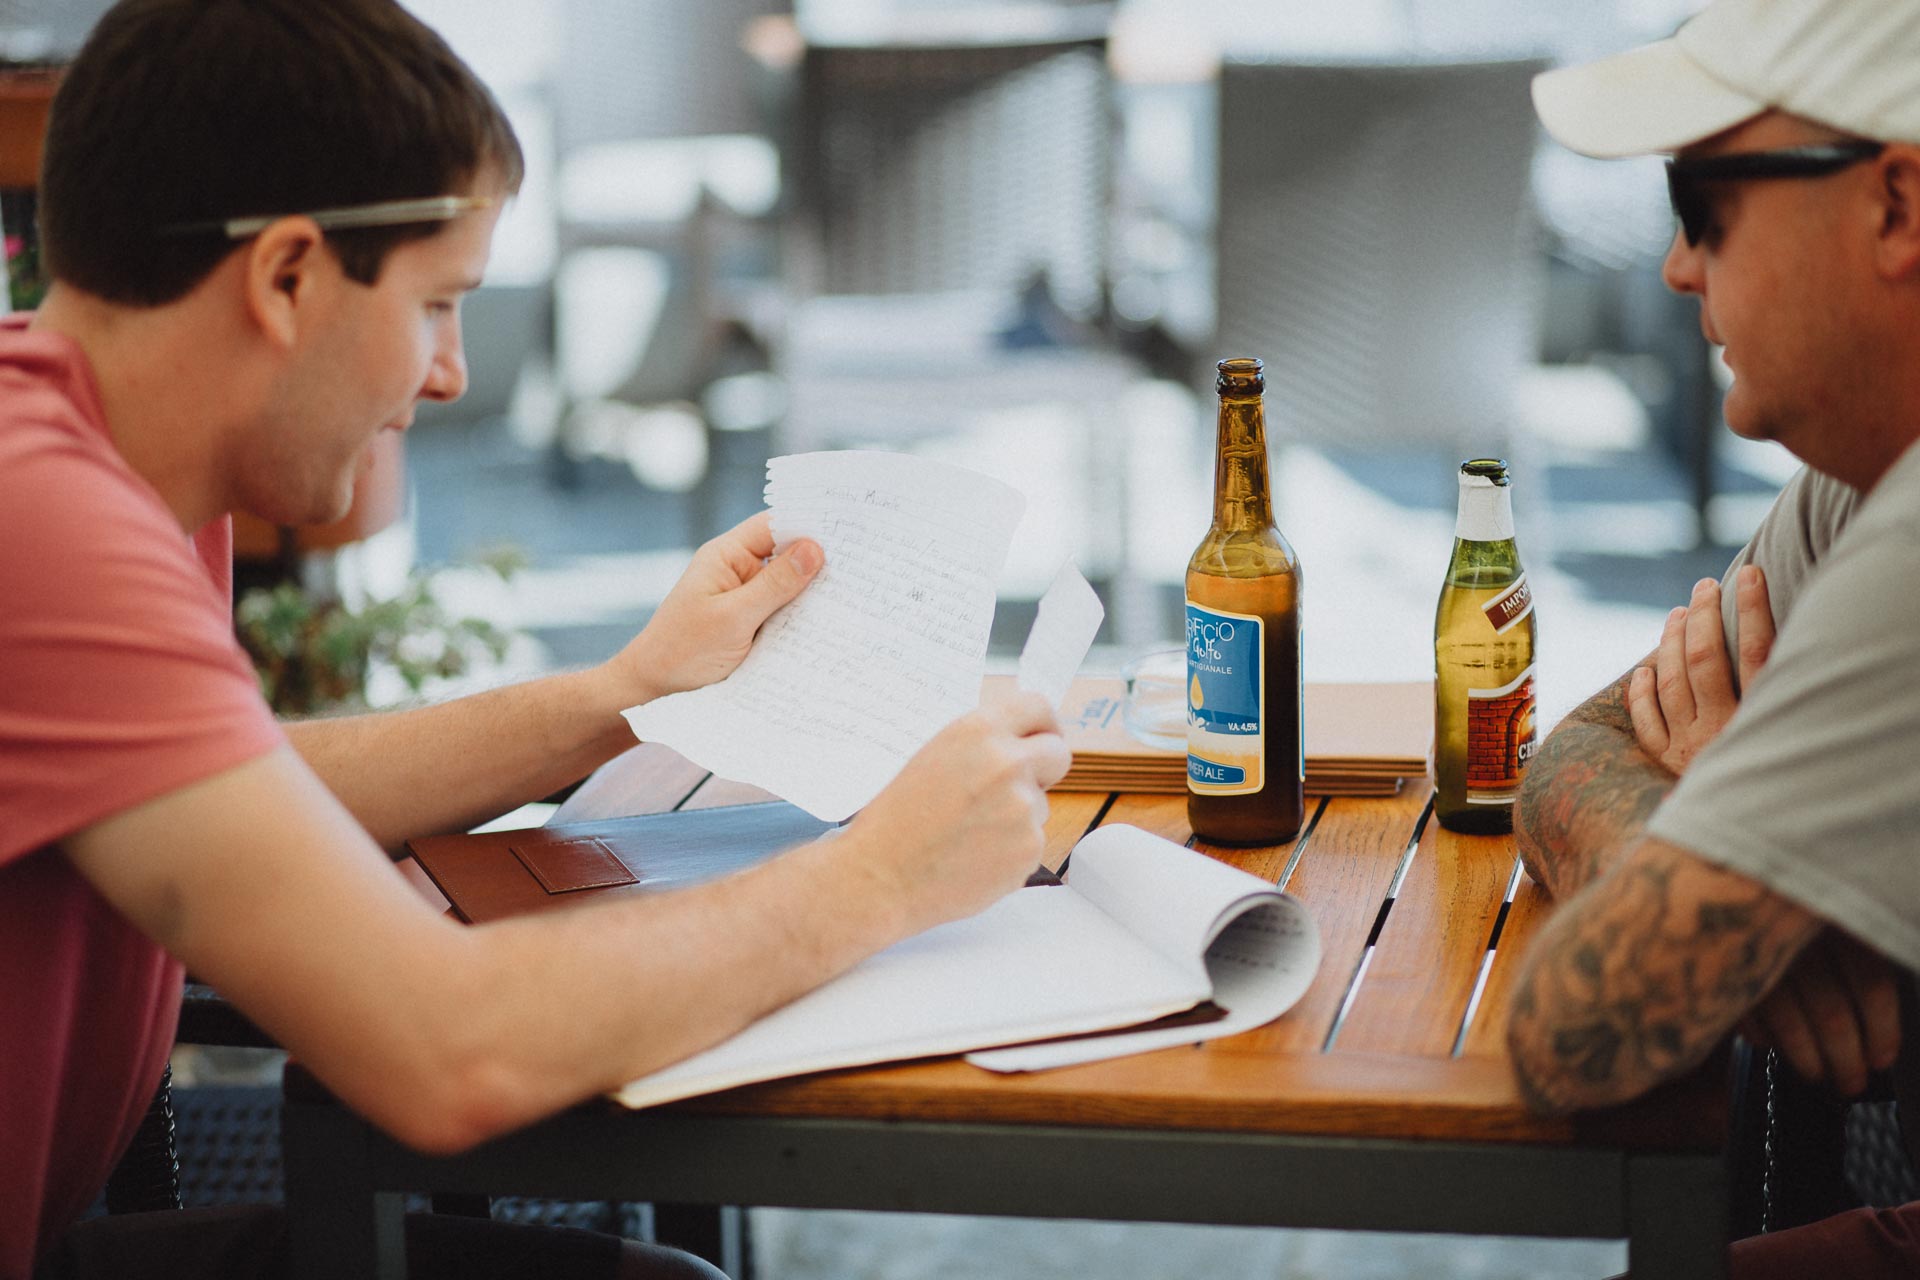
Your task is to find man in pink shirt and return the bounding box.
[0,2,1068,1277]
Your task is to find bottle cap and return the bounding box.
[1459,458,1511,486]
[1216,357,1265,396]
[1456,458,1517,540]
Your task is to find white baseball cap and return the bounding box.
[1532,0,1920,158]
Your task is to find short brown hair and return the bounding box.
[40,0,523,306]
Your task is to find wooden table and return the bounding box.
[283,746,1734,1278]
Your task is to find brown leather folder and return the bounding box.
[407,803,837,925]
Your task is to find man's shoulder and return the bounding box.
[0,340,117,489]
[1789,444,1920,585]
[0,338,163,517]
[1853,441,1920,537]
[0,405,214,624]
[1738,464,1864,605]
[0,320,103,426]
[1779,464,1863,539]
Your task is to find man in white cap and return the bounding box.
[1509,0,1920,1270]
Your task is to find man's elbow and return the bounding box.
[1503,955,1639,1118]
[352,1051,542,1156]
[1510,803,1555,897]
[1504,997,1680,1119]
[1506,1014,1580,1118]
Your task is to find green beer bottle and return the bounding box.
[1433,458,1538,834]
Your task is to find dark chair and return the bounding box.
[102,984,281,1215]
[1725,970,1920,1240]
[102,987,731,1260]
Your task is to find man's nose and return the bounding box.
[419,333,468,404]
[1660,229,1703,296]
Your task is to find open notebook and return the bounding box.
[408,810,1320,1107]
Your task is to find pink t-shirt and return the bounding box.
[0,316,283,1277]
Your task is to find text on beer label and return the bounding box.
[1185,601,1265,797]
[1464,664,1537,806]
[1481,574,1534,634]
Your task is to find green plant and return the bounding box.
[235,548,525,716]
[5,232,44,313]
[3,189,48,313]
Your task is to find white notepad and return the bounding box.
[613,823,1320,1108]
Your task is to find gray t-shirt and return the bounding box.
[1650,443,1920,969]
[1714,464,1863,687]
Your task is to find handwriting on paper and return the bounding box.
[623,451,1026,821]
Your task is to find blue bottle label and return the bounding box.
[1186,602,1264,796]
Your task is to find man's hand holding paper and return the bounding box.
[848,694,1071,929]
[609,510,824,705]
[623,451,1094,821]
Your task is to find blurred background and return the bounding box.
[1,1,1789,1274]
[2,0,1795,729]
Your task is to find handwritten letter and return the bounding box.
[623,452,1026,821]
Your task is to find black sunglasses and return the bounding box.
[1664,141,1886,246]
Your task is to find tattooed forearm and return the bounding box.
[1515,668,1674,899]
[1507,839,1821,1116]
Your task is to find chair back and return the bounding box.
[790,31,1114,315]
[1895,970,1920,1174]
[555,0,790,152]
[1213,57,1547,458]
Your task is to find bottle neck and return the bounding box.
[1211,394,1274,531]
[1454,478,1514,542]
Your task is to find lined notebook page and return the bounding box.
[624,451,1026,821]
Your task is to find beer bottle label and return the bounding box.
[1185,602,1263,796]
[1465,663,1538,806]
[1480,573,1534,634]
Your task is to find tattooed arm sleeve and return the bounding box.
[1507,837,1822,1115]
[1514,662,1676,900]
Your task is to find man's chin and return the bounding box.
[317,487,357,526]
[1719,392,1774,445]
[274,489,356,530]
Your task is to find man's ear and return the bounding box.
[241,217,328,349]
[1874,146,1920,281]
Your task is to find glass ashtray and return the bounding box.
[1121,647,1187,752]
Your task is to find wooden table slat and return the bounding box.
[665,1044,1721,1151]
[662,1043,1724,1153]
[1223,788,1433,1056]
[1098,793,1190,846]
[1460,868,1553,1059]
[673,1046,1563,1140]
[1188,802,1323,886]
[1041,792,1111,871]
[1331,814,1516,1059]
[589,742,714,818]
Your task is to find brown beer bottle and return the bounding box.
[1186,357,1304,845]
[1433,458,1538,834]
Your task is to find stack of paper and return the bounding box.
[992,676,1432,797]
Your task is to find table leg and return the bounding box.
[283,1097,408,1280]
[1627,1152,1728,1280]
